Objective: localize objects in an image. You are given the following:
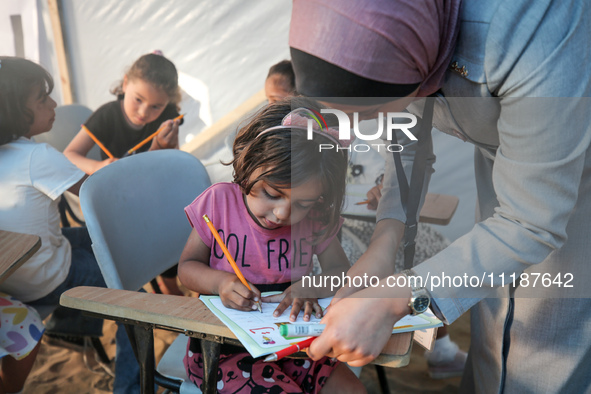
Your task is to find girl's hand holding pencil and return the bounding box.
[217,274,262,312]
[149,115,182,151]
[123,114,184,157]
[202,214,263,313]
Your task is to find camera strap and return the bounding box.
[390,97,435,269]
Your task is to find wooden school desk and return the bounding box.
[0,230,41,285]
[342,184,459,226]
[60,286,413,394]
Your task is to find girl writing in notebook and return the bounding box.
[178,99,365,393]
[64,51,183,175]
[64,51,183,295]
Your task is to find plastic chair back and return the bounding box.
[34,104,101,160]
[79,150,210,291]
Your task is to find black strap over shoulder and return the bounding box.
[390,97,435,270]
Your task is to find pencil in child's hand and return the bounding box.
[202,214,263,313]
[82,125,114,159]
[355,199,370,205]
[126,114,184,155]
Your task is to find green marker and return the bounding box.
[280,324,326,338]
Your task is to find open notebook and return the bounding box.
[200,293,442,358]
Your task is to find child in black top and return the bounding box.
[64,52,184,295]
[64,52,183,174]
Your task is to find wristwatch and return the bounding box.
[401,269,431,315]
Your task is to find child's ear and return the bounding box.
[122,75,128,92]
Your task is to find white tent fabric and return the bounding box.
[15,0,291,143]
[0,0,39,61]
[59,0,292,143]
[2,0,476,242]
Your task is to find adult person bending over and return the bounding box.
[289,0,591,392]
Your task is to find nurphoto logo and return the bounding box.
[307,109,418,153]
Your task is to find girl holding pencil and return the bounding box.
[64,51,183,175]
[64,51,183,296]
[178,98,365,393]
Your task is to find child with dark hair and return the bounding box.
[265,60,296,103]
[0,56,139,393]
[178,98,365,393]
[65,51,183,295]
[64,52,183,174]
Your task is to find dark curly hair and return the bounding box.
[267,60,296,95]
[230,97,347,242]
[0,56,54,145]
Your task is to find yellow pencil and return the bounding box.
[355,199,370,205]
[82,125,114,159]
[126,114,184,155]
[202,214,263,313]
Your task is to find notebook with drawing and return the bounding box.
[200,293,443,358]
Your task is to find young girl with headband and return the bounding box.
[178,99,365,393]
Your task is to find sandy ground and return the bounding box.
[23,309,470,394]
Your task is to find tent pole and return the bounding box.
[48,0,73,104]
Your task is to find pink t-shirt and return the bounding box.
[184,182,342,285]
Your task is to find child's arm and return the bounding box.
[149,118,180,151]
[263,237,350,322]
[64,128,117,174]
[178,229,261,311]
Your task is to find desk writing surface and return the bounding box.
[342,184,459,225]
[61,286,235,338]
[60,286,413,364]
[0,230,41,285]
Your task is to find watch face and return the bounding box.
[413,295,430,314]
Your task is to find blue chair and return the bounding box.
[76,150,210,393]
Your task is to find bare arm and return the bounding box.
[64,128,117,174]
[312,236,351,297]
[178,229,261,311]
[333,218,404,300]
[304,222,412,366]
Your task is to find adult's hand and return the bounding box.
[308,276,411,366]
